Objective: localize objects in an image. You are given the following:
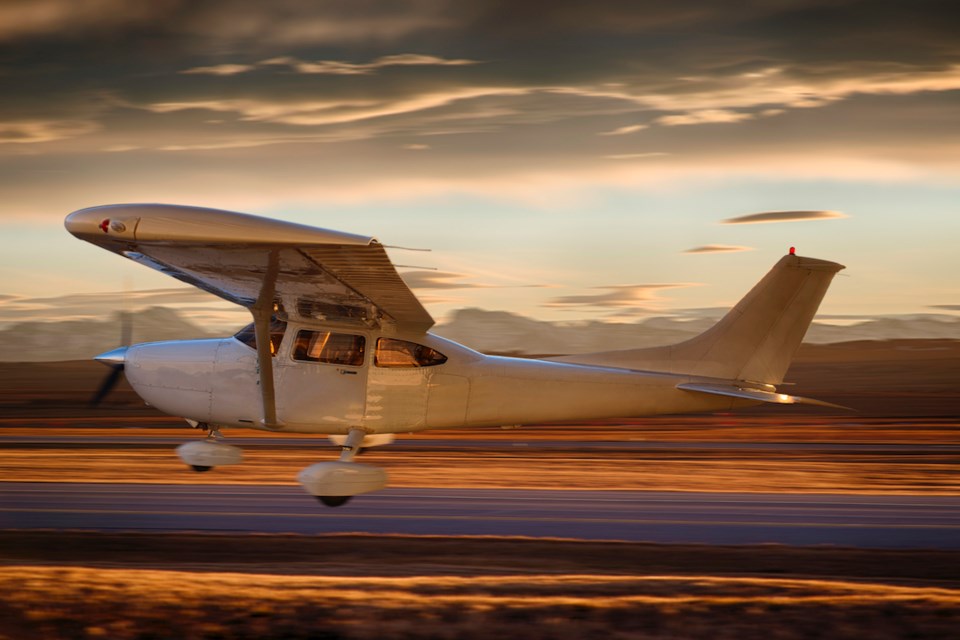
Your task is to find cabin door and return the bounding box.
[275,328,369,430]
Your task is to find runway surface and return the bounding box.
[3,434,957,453]
[3,482,959,548]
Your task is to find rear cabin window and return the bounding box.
[292,330,365,366]
[375,338,448,368]
[233,317,287,356]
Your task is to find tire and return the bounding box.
[318,495,352,507]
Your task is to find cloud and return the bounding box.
[401,270,478,290]
[183,54,480,76]
[551,63,960,129]
[683,245,754,254]
[401,269,547,290]
[655,109,753,127]
[181,64,256,76]
[5,2,960,171]
[146,87,530,127]
[930,304,960,311]
[544,283,697,311]
[2,0,960,216]
[0,120,99,144]
[413,293,467,305]
[599,124,648,136]
[0,0,171,41]
[721,210,848,225]
[185,6,453,47]
[0,1,454,46]
[268,54,479,75]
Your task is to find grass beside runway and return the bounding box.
[1,532,959,640]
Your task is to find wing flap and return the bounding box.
[301,245,434,328]
[677,382,850,410]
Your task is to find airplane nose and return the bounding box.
[94,346,128,366]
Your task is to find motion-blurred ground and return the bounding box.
[2,533,959,640]
[1,339,957,494]
[1,339,957,639]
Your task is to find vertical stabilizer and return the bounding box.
[552,254,844,384]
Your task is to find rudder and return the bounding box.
[668,254,844,383]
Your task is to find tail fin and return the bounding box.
[553,254,844,384]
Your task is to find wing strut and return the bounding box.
[252,250,282,429]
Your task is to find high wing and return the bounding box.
[65,203,434,330]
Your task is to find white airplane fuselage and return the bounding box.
[68,203,845,503]
[124,327,744,435]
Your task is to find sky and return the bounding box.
[1,0,958,330]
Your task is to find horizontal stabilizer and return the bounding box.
[677,382,850,410]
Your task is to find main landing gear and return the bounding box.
[297,428,389,508]
[175,424,389,508]
[175,423,243,472]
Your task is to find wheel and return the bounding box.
[317,495,352,507]
[191,465,213,472]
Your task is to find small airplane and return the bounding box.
[66,204,845,506]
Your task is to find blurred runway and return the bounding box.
[3,482,959,548]
[3,433,959,452]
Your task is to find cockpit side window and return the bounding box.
[233,317,287,356]
[293,330,365,366]
[375,338,448,368]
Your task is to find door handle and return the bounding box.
[338,368,358,375]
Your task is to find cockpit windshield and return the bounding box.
[233,317,287,356]
[375,338,447,368]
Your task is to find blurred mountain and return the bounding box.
[0,307,220,362]
[2,306,958,361]
[433,308,960,355]
[431,309,716,355]
[803,315,960,344]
